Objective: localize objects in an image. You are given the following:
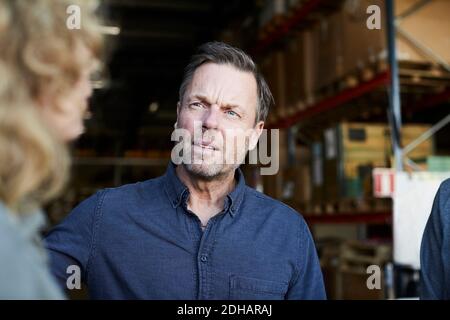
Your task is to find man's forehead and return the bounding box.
[187,63,257,104]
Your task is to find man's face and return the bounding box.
[176,62,264,179]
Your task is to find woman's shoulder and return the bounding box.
[0,203,65,299]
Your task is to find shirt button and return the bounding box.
[200,255,208,263]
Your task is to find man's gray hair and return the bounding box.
[178,41,274,123]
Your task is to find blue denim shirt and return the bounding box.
[45,163,326,299]
[420,178,450,299]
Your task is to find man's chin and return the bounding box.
[184,163,224,180]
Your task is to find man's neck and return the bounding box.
[175,165,236,228]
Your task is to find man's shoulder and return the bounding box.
[103,175,165,197]
[78,174,167,209]
[244,186,306,225]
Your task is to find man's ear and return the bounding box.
[249,121,264,151]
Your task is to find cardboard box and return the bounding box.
[259,0,288,28]
[339,0,386,75]
[338,240,391,299]
[397,0,450,63]
[340,270,385,299]
[302,29,319,105]
[262,173,283,199]
[384,124,434,161]
[261,51,288,119]
[285,33,304,115]
[337,0,450,77]
[326,123,389,200]
[316,13,345,90]
[281,145,312,206]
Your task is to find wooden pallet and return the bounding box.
[307,197,391,215]
[317,60,388,100]
[340,240,392,272]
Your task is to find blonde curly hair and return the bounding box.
[0,0,103,213]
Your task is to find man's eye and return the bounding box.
[190,102,203,108]
[226,110,239,118]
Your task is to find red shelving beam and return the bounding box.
[268,70,391,129]
[253,0,323,55]
[304,211,392,225]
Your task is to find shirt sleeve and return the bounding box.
[286,218,327,300]
[420,180,450,300]
[44,190,105,290]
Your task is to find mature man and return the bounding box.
[45,42,326,299]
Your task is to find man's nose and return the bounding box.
[202,105,220,129]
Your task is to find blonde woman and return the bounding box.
[0,0,103,299]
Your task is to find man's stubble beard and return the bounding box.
[184,154,242,181]
[184,145,248,180]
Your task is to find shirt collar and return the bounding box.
[163,162,246,217]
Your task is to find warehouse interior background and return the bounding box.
[46,0,450,299]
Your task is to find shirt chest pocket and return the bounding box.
[229,275,288,300]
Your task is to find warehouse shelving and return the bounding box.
[304,211,392,225]
[251,0,450,299]
[268,71,390,129]
[253,0,324,55]
[254,0,450,227]
[255,0,450,130]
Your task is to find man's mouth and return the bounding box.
[192,142,218,151]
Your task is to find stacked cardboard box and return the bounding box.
[395,0,450,63]
[316,13,345,91]
[261,0,450,119]
[261,29,318,122]
[261,128,288,199]
[314,0,450,89]
[261,51,288,119]
[318,239,392,299]
[285,33,303,115]
[323,123,389,201]
[259,0,310,30]
[279,145,312,210]
[318,238,342,300]
[338,240,392,300]
[399,125,435,161]
[259,0,288,30]
[321,123,434,202]
[284,30,319,113]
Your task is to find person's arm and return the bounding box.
[420,180,450,299]
[286,219,327,300]
[44,190,106,290]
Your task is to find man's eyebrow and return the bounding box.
[190,94,244,112]
[190,94,210,104]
